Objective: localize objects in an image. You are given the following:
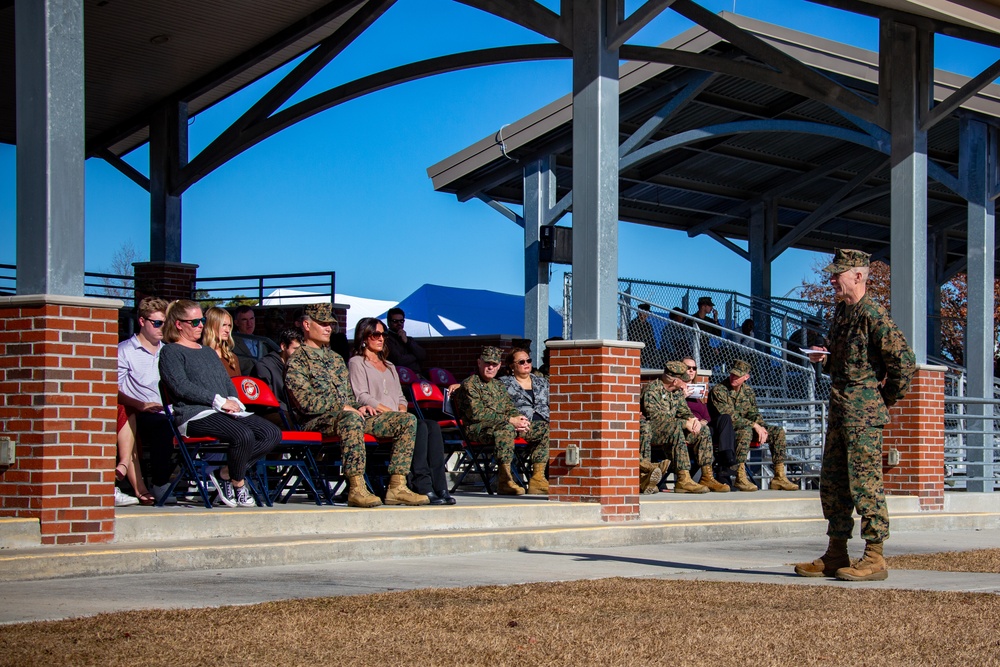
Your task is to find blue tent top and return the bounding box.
[381,284,563,339]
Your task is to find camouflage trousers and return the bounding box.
[639,417,713,471]
[734,424,786,466]
[465,420,549,465]
[821,422,888,543]
[305,410,417,476]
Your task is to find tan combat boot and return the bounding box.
[346,475,382,508]
[384,474,430,506]
[793,537,850,577]
[769,462,798,491]
[699,465,730,493]
[527,463,549,495]
[733,463,758,492]
[674,469,709,494]
[496,463,525,495]
[639,460,662,493]
[835,541,888,581]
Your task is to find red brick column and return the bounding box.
[0,295,122,544]
[132,261,198,306]
[547,340,644,522]
[883,365,946,510]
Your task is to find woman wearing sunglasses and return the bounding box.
[159,299,281,507]
[203,306,240,377]
[348,317,454,505]
[498,347,550,494]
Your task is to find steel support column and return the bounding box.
[523,157,555,362]
[960,117,995,492]
[927,232,946,357]
[885,19,931,363]
[570,0,619,340]
[749,200,773,346]
[14,0,85,296]
[149,102,188,263]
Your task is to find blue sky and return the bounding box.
[1,0,998,309]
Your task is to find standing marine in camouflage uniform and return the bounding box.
[639,361,729,493]
[708,359,797,492]
[453,346,549,495]
[794,249,915,581]
[284,303,426,508]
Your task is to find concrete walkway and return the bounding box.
[3,529,998,625]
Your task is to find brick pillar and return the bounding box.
[0,295,122,544]
[547,340,643,522]
[132,261,198,306]
[884,364,946,510]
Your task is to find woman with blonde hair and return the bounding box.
[203,306,240,377]
[159,299,280,507]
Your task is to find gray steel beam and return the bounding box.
[457,0,570,46]
[960,117,995,492]
[886,19,931,364]
[608,0,677,50]
[619,70,713,159]
[475,194,523,227]
[749,200,773,343]
[927,231,946,357]
[15,0,85,296]
[922,57,1000,132]
[149,102,188,263]
[97,149,150,192]
[570,0,619,340]
[524,158,556,362]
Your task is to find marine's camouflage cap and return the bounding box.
[663,361,689,379]
[480,346,503,364]
[823,248,870,274]
[303,303,334,324]
[729,359,751,377]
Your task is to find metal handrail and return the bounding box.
[195,271,336,306]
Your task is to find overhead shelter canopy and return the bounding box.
[0,0,370,156]
[428,13,1000,275]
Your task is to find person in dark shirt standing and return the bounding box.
[627,303,658,369]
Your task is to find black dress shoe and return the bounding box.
[427,490,457,505]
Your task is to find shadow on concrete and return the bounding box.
[518,546,801,578]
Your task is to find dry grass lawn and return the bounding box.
[2,550,999,667]
[885,548,1000,573]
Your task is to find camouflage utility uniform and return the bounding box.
[640,380,713,471]
[823,294,915,543]
[708,380,786,467]
[454,374,549,465]
[285,344,416,476]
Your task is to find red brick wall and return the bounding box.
[884,366,945,510]
[0,297,121,544]
[548,342,643,522]
[419,336,518,380]
[132,261,198,305]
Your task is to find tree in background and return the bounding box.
[100,240,142,298]
[799,260,1000,366]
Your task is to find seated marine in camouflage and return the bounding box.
[708,359,797,492]
[639,361,729,493]
[452,346,549,496]
[284,303,427,508]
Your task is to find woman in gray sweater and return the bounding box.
[159,300,281,507]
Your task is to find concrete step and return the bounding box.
[113,497,602,544]
[0,517,41,549]
[2,492,997,583]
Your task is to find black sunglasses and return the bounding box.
[180,317,206,326]
[145,319,165,328]
[515,359,532,366]
[389,318,404,324]
[368,331,385,339]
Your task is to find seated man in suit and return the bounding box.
[639,361,729,493]
[232,305,278,374]
[452,346,549,496]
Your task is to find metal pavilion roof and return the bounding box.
[0,0,371,156]
[428,13,1000,274]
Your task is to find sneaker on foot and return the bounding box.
[234,483,256,508]
[114,487,139,507]
[212,474,237,507]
